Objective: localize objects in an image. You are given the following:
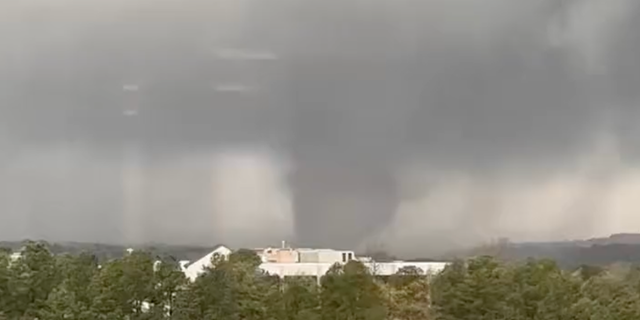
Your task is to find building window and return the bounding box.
[342,253,347,263]
[348,253,353,261]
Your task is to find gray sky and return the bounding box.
[1,0,640,256]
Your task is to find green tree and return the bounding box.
[174,249,279,320]
[570,274,640,320]
[430,256,512,320]
[0,248,11,317]
[12,241,640,319]
[505,259,581,320]
[385,266,430,320]
[39,253,100,320]
[320,261,387,320]
[6,241,60,319]
[91,251,155,320]
[146,257,188,319]
[282,277,320,320]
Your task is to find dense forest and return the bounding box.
[2,241,640,319]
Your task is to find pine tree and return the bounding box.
[39,253,100,320]
[147,257,188,319]
[386,266,431,320]
[320,261,387,320]
[91,251,155,320]
[282,277,320,320]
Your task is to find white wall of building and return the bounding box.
[259,261,448,279]
[298,250,319,263]
[297,249,356,264]
[183,246,449,282]
[185,259,448,281]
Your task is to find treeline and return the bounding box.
[3,242,640,319]
[0,241,214,262]
[503,243,640,267]
[8,239,640,268]
[453,239,640,268]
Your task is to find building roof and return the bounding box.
[183,245,232,280]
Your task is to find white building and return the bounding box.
[258,261,447,280]
[183,245,233,281]
[183,245,448,282]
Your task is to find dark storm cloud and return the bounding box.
[0,0,639,255]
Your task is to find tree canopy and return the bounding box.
[2,242,640,319]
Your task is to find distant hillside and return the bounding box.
[506,243,640,267]
[445,233,640,268]
[582,233,640,246]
